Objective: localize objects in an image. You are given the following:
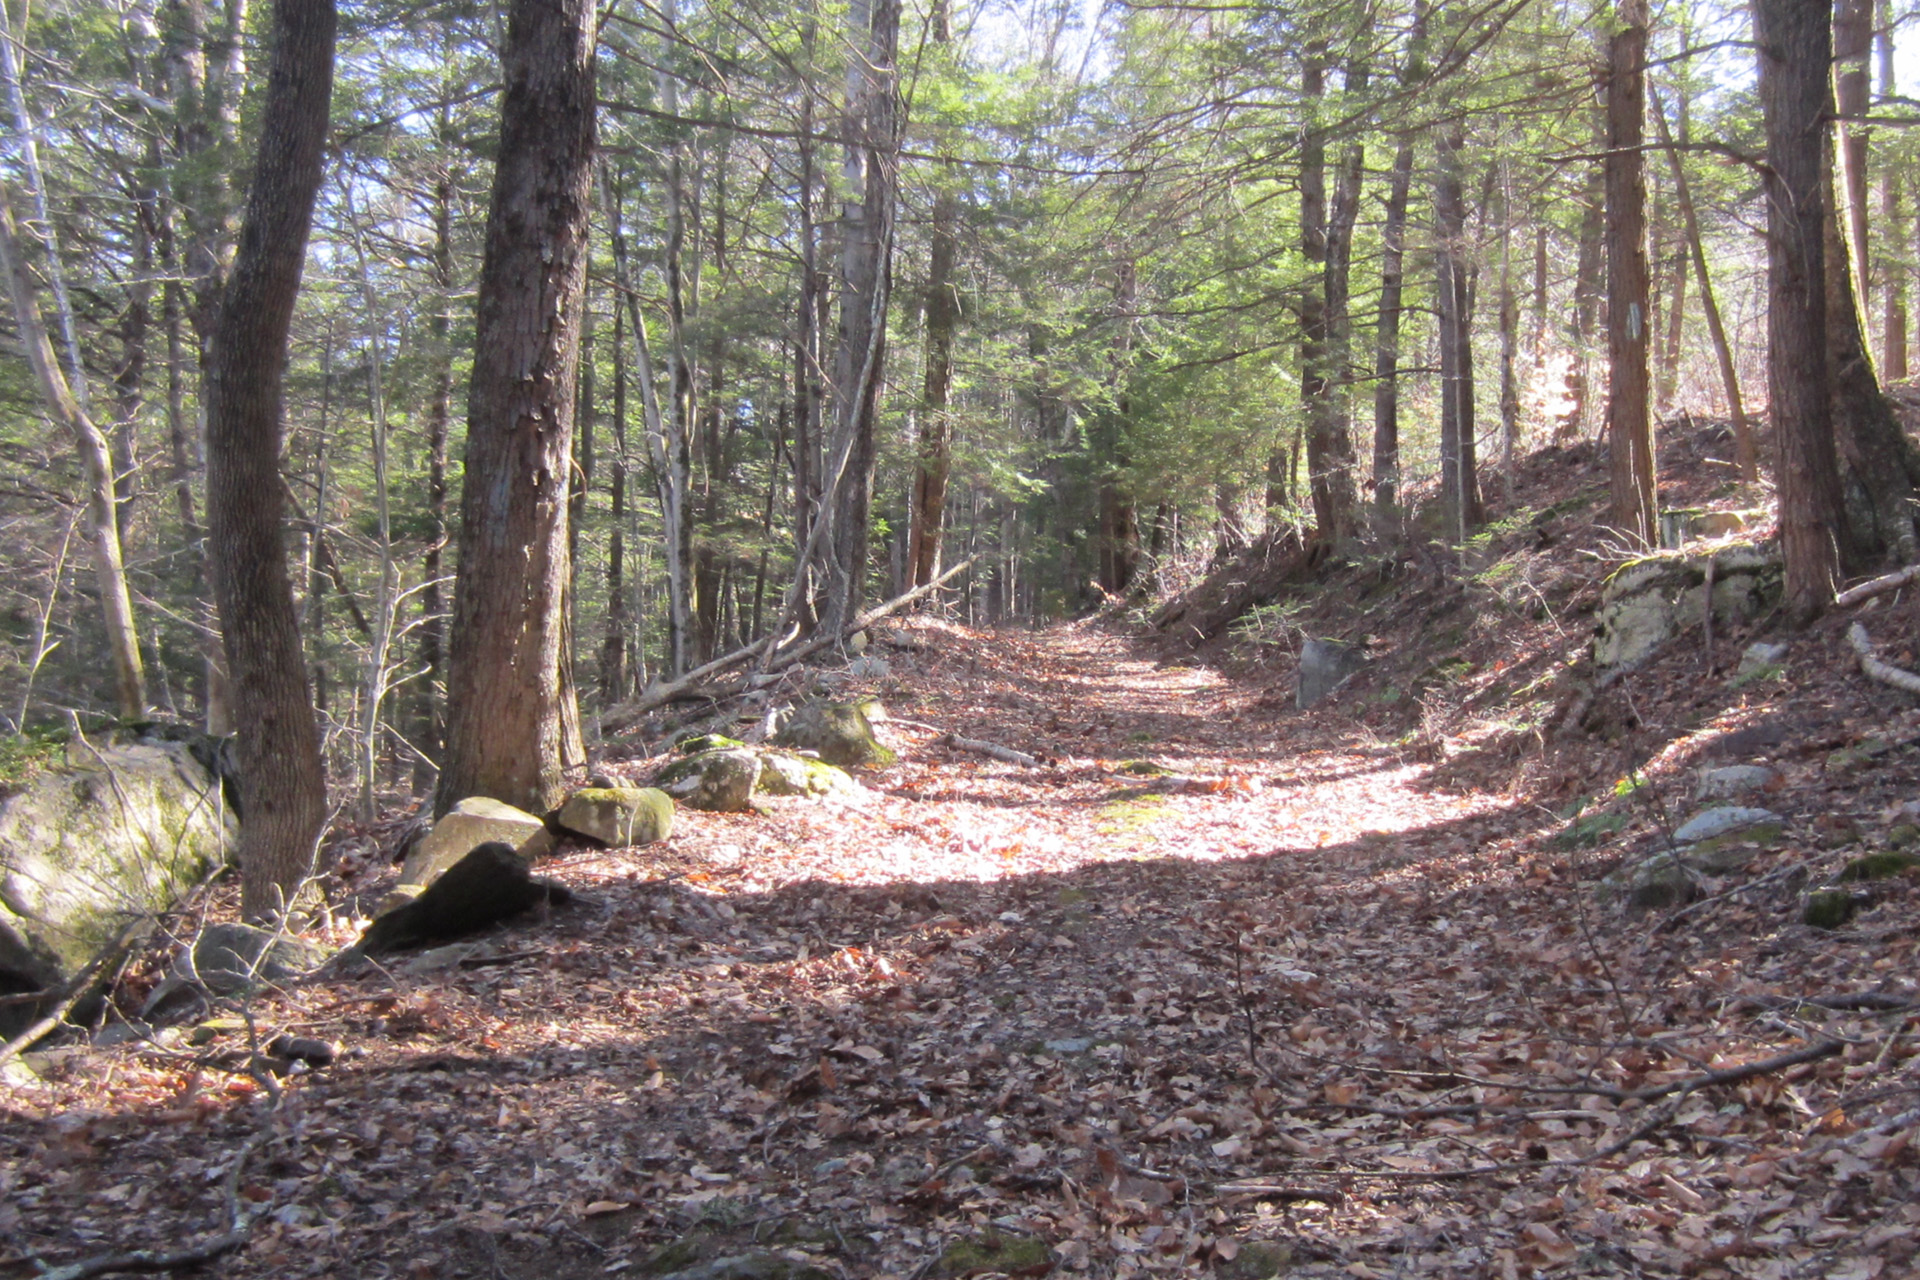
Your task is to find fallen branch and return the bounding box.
[606,557,976,726]
[1847,622,1920,696]
[938,733,1040,768]
[1836,563,1920,607]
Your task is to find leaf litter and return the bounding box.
[3,603,1918,1280]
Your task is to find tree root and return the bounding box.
[1847,622,1920,696]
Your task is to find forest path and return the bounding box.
[5,619,1911,1280]
[676,616,1516,900]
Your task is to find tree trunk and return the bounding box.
[905,0,959,594]
[1825,148,1919,562]
[1433,120,1480,540]
[1315,48,1365,542]
[602,303,630,701]
[202,0,332,918]
[435,0,595,817]
[1565,153,1605,440]
[1755,0,1845,620]
[1605,1,1656,547]
[1496,160,1520,489]
[1834,0,1872,314]
[1652,83,1756,479]
[1878,0,1907,380]
[411,164,454,788]
[0,195,149,721]
[1295,41,1359,544]
[819,0,902,634]
[1372,2,1425,532]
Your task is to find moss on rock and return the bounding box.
[556,786,674,846]
[1838,851,1919,882]
[1804,890,1860,930]
[772,700,897,768]
[931,1230,1050,1278]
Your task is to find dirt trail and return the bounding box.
[2,619,1915,1280]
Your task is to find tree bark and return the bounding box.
[202,0,332,918]
[1833,0,1872,313]
[819,0,901,634]
[435,0,595,817]
[908,0,960,594]
[1755,0,1845,620]
[1824,148,1919,562]
[1605,1,1656,547]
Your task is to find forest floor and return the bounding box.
[6,431,1920,1280]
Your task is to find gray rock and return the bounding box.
[1674,806,1783,844]
[555,787,673,847]
[1297,638,1367,709]
[654,748,763,812]
[773,699,897,768]
[1695,765,1779,802]
[397,797,546,891]
[1738,641,1790,677]
[1593,546,1782,669]
[0,740,236,1030]
[849,654,891,679]
[141,922,331,1016]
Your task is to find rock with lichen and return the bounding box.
[555,786,674,846]
[772,699,897,768]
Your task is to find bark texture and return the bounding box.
[435,0,596,817]
[1605,3,1656,547]
[1755,0,1845,620]
[202,0,333,918]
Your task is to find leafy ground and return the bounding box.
[5,431,1920,1280]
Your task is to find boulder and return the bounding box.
[654,748,763,812]
[1593,545,1782,669]
[0,740,235,1026]
[773,699,897,768]
[398,797,547,892]
[1737,641,1789,678]
[356,842,573,954]
[755,751,857,799]
[1695,765,1779,802]
[1674,806,1784,845]
[1603,855,1698,910]
[555,787,674,846]
[1297,638,1366,709]
[142,922,331,1014]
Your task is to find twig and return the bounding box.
[1835,563,1920,607]
[1846,623,1920,696]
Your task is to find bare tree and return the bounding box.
[202,0,334,918]
[435,0,597,816]
[1755,0,1846,619]
[1605,0,1655,546]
